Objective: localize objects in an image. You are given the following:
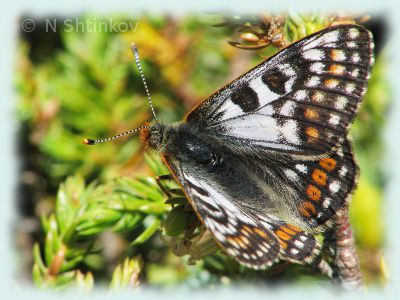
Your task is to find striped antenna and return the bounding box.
[82,44,155,146]
[131,43,158,121]
[82,126,148,145]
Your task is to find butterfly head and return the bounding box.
[140,122,167,150]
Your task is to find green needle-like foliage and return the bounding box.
[32,171,168,289]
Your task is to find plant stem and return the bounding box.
[334,206,363,291]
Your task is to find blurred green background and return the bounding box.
[15,13,389,290]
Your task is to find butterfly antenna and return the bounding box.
[131,43,158,121]
[82,125,148,145]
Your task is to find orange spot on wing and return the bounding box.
[324,78,339,88]
[276,230,291,241]
[299,201,317,217]
[299,206,310,217]
[279,240,288,249]
[228,236,247,249]
[236,237,247,248]
[304,108,318,120]
[331,49,344,60]
[319,157,337,171]
[286,224,301,232]
[306,127,319,143]
[304,201,317,213]
[254,228,268,239]
[312,169,327,186]
[311,91,323,102]
[240,235,250,245]
[280,226,296,236]
[242,225,252,233]
[306,184,321,201]
[329,64,345,75]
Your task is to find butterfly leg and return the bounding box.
[156,174,188,208]
[156,174,174,198]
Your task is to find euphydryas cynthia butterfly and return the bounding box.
[85,24,374,269]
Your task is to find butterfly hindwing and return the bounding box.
[279,138,358,229]
[180,171,281,269]
[163,157,320,268]
[186,25,374,156]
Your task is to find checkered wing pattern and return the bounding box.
[177,171,319,268]
[186,25,374,156]
[281,138,358,229]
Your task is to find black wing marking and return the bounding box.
[186,25,374,156]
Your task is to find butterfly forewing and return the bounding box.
[186,25,374,156]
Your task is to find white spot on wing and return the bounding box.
[279,63,296,76]
[345,83,356,93]
[227,248,239,256]
[299,235,307,242]
[226,115,280,144]
[280,101,295,116]
[217,98,245,120]
[322,31,339,43]
[310,62,325,73]
[323,198,332,208]
[284,169,298,181]
[295,164,307,174]
[285,78,295,93]
[294,240,304,248]
[249,76,279,106]
[329,181,340,193]
[351,68,360,77]
[329,114,340,125]
[335,96,348,109]
[213,230,226,242]
[333,50,346,61]
[339,166,348,176]
[347,41,357,48]
[303,49,324,60]
[281,120,300,145]
[349,28,360,39]
[295,90,307,100]
[352,53,361,63]
[306,76,320,87]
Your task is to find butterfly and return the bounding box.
[85,24,374,269]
